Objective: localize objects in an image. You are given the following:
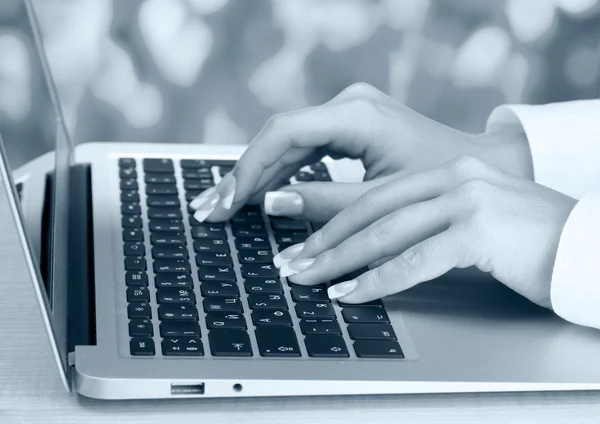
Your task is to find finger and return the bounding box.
[327,82,400,110]
[329,228,474,304]
[284,194,452,284]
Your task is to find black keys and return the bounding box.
[203,297,243,313]
[129,319,154,337]
[121,190,140,202]
[191,224,226,239]
[182,170,213,181]
[241,263,278,279]
[230,208,263,224]
[295,171,314,182]
[119,158,136,168]
[151,233,186,246]
[130,338,155,356]
[198,266,236,283]
[194,238,229,253]
[304,335,349,358]
[149,219,185,232]
[295,302,335,319]
[120,179,139,190]
[353,340,404,358]
[121,203,141,215]
[252,309,292,326]
[196,252,233,266]
[180,159,211,169]
[160,322,201,337]
[152,245,188,259]
[338,299,383,308]
[255,327,301,357]
[244,278,283,294]
[123,229,144,242]
[310,162,327,172]
[342,308,390,324]
[147,195,179,206]
[127,286,150,302]
[275,232,307,245]
[270,218,307,231]
[145,184,178,195]
[201,281,240,298]
[157,288,196,305]
[238,250,273,264]
[155,273,193,288]
[124,242,146,256]
[248,293,287,310]
[231,223,267,237]
[206,312,247,330]
[300,319,342,335]
[291,286,329,302]
[148,207,182,219]
[122,216,142,228]
[209,330,252,357]
[120,167,138,179]
[128,302,152,319]
[235,236,270,250]
[125,256,147,271]
[186,190,207,201]
[154,259,190,273]
[347,324,397,341]
[159,304,199,322]
[162,337,204,356]
[126,271,148,286]
[313,171,331,181]
[143,158,174,173]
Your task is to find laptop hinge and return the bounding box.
[67,164,96,353]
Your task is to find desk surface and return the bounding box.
[2,196,600,424]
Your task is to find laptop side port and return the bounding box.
[170,384,205,395]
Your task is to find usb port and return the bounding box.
[171,383,205,395]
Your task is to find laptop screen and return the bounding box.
[0,0,73,387]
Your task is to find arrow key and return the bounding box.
[162,337,204,356]
[255,326,301,357]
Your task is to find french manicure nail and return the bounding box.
[279,258,315,278]
[189,186,218,210]
[264,191,304,216]
[273,243,305,268]
[193,192,220,222]
[219,173,236,210]
[328,280,358,300]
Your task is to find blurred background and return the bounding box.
[1,0,599,168]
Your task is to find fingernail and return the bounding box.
[193,191,220,222]
[189,186,218,210]
[280,258,315,278]
[264,191,304,216]
[273,243,305,268]
[219,173,236,210]
[328,280,358,300]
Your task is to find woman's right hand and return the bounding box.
[190,82,532,223]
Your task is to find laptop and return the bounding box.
[2,0,600,400]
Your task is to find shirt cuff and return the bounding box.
[550,192,600,329]
[487,100,600,200]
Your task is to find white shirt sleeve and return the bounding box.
[487,100,600,329]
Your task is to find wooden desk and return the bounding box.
[2,192,600,424]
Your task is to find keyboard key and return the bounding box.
[291,286,329,302]
[155,273,193,289]
[159,304,199,321]
[241,263,278,279]
[120,168,137,179]
[157,288,196,305]
[206,312,247,330]
[127,286,150,302]
[194,238,229,253]
[152,245,188,259]
[248,293,287,310]
[305,335,349,358]
[120,179,139,190]
[353,340,404,358]
[270,218,307,231]
[121,203,141,215]
[129,319,154,337]
[209,330,252,357]
[295,302,335,319]
[125,256,147,271]
[143,158,174,173]
[235,236,270,250]
[162,337,204,356]
[255,326,301,357]
[238,250,273,264]
[186,190,208,201]
[122,216,143,229]
[231,223,267,237]
[119,158,136,168]
[130,338,155,356]
[338,299,384,308]
[126,271,148,286]
[196,252,233,266]
[295,171,314,182]
[300,319,341,335]
[121,190,140,202]
[182,170,213,180]
[151,233,186,246]
[198,266,236,283]
[310,162,327,172]
[154,259,191,273]
[147,195,180,207]
[201,281,240,298]
[342,308,390,324]
[149,219,185,232]
[145,184,178,195]
[275,232,307,245]
[124,242,146,256]
[148,207,182,219]
[182,177,213,187]
[180,159,211,169]
[244,278,283,294]
[218,166,233,177]
[128,302,152,319]
[203,298,243,313]
[230,208,263,224]
[191,225,226,239]
[252,309,292,326]
[160,322,201,337]
[347,324,397,341]
[313,171,331,181]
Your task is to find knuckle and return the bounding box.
[455,178,492,205]
[266,113,290,131]
[346,96,379,117]
[447,156,490,181]
[305,228,325,252]
[342,82,376,97]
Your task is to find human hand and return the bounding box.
[189,83,532,223]
[274,157,576,308]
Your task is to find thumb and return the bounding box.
[263,180,383,222]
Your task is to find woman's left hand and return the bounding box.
[276,156,577,308]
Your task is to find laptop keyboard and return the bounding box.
[119,157,404,360]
